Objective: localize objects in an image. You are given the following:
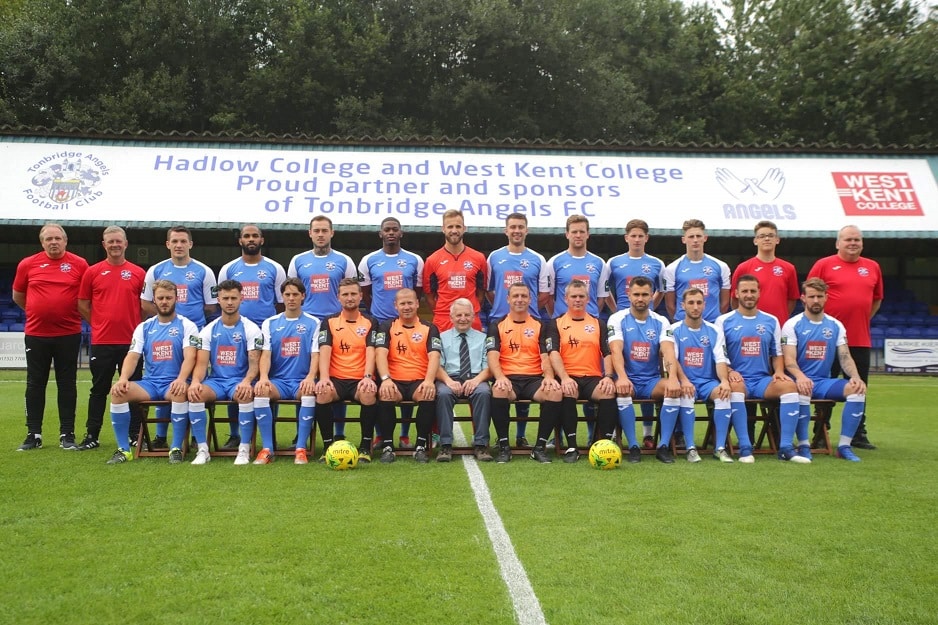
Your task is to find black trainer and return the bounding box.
[530,447,551,463]
[76,434,100,451]
[628,445,642,463]
[562,448,580,463]
[60,433,77,450]
[656,446,675,464]
[221,435,240,450]
[414,446,429,463]
[495,443,511,464]
[379,446,396,463]
[852,435,877,450]
[150,436,168,449]
[18,433,43,451]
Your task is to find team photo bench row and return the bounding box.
[134,398,836,460]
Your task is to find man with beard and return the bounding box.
[423,209,488,332]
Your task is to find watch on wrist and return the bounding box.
[364,373,373,380]
[380,374,390,381]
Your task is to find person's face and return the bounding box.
[239,226,263,255]
[683,293,705,321]
[682,227,707,253]
[451,305,474,332]
[564,287,589,315]
[379,221,402,249]
[628,284,653,313]
[166,232,192,261]
[309,220,334,250]
[508,286,531,313]
[566,223,589,250]
[736,280,760,312]
[339,285,362,311]
[40,227,67,259]
[153,287,177,316]
[218,288,242,315]
[505,218,528,246]
[753,227,779,253]
[802,287,827,315]
[394,291,419,320]
[625,228,648,254]
[836,227,863,261]
[443,216,465,246]
[282,285,304,313]
[102,232,127,261]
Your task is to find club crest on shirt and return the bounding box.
[121,270,132,280]
[524,328,536,339]
[463,261,475,271]
[397,259,408,267]
[702,266,714,276]
[411,332,424,343]
[325,262,337,272]
[168,327,179,337]
[296,324,308,334]
[822,327,834,339]
[645,329,658,340]
[185,271,196,281]
[585,263,597,273]
[257,270,268,280]
[773,266,784,276]
[356,326,369,336]
[641,263,652,274]
[755,324,767,335]
[520,259,530,269]
[232,332,243,343]
[584,324,596,334]
[60,263,72,272]
[858,267,869,276]
[700,335,711,346]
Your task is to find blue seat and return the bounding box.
[0,310,18,323]
[871,313,889,328]
[0,322,9,332]
[884,326,904,340]
[7,322,24,332]
[870,327,885,350]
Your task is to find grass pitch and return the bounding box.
[1,372,936,625]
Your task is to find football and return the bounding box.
[588,439,622,470]
[325,440,359,470]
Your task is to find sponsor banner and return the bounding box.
[1,141,937,231]
[0,332,26,368]
[884,338,938,373]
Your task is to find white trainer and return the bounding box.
[686,448,702,463]
[713,448,734,463]
[234,444,251,465]
[191,448,212,465]
[738,454,755,464]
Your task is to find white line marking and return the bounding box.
[453,424,548,625]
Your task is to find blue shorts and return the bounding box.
[688,378,721,402]
[137,378,172,401]
[270,378,303,400]
[744,375,774,399]
[204,377,242,401]
[631,377,661,399]
[811,378,849,400]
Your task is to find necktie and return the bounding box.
[459,332,472,381]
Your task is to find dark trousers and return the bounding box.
[86,343,143,438]
[832,345,871,436]
[24,333,81,435]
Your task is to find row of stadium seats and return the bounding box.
[871,325,938,348]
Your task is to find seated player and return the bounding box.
[781,278,868,462]
[251,277,320,465]
[486,283,563,464]
[187,280,262,465]
[105,280,199,464]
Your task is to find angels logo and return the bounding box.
[257,270,268,280]
[121,270,132,280]
[858,267,869,277]
[168,327,179,337]
[355,326,368,336]
[645,329,658,340]
[232,332,243,343]
[296,324,308,334]
[584,324,596,334]
[397,259,408,267]
[822,328,834,339]
[702,266,714,276]
[25,153,108,207]
[325,262,337,272]
[411,332,424,343]
[60,263,73,273]
[185,271,196,281]
[520,259,530,269]
[715,167,785,200]
[463,261,475,271]
[772,266,784,276]
[585,263,597,273]
[755,324,767,335]
[523,328,535,338]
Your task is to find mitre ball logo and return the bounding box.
[25,151,109,209]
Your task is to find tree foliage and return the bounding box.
[0,0,934,145]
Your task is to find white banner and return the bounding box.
[2,140,936,232]
[884,338,938,373]
[0,332,26,368]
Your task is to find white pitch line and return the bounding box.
[452,423,548,625]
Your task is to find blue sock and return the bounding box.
[679,399,697,447]
[658,398,681,444]
[155,404,170,438]
[713,398,731,448]
[730,392,751,454]
[616,397,637,448]
[796,395,811,444]
[297,398,316,450]
[840,394,866,440]
[237,403,255,447]
[188,402,208,445]
[778,392,800,451]
[254,397,274,450]
[110,402,131,451]
[332,403,346,437]
[170,403,190,449]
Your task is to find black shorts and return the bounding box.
[572,376,602,401]
[392,380,426,402]
[507,375,544,401]
[331,378,360,402]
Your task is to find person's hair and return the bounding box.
[736,273,759,287]
[281,277,306,294]
[338,277,361,291]
[380,217,401,229]
[682,219,705,232]
[217,279,242,293]
[239,224,262,237]
[565,215,589,231]
[152,279,177,295]
[564,279,589,296]
[450,298,474,315]
[682,287,704,302]
[39,222,66,241]
[442,209,464,223]
[802,277,828,294]
[508,282,532,296]
[166,225,191,240]
[395,287,418,301]
[753,220,777,234]
[625,219,648,234]
[102,225,126,239]
[505,212,527,225]
[310,215,333,229]
[838,224,861,239]
[628,276,654,290]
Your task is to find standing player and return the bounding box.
[808,225,882,449]
[77,226,146,451]
[250,278,320,465]
[486,284,564,464]
[13,223,88,451]
[373,289,441,463]
[607,277,682,464]
[731,220,799,325]
[486,212,550,447]
[781,278,868,462]
[546,215,611,318]
[187,280,262,465]
[105,280,198,464]
[717,275,804,463]
[663,219,730,322]
[359,216,424,446]
[668,288,737,463]
[546,280,619,463]
[316,278,379,462]
[423,209,488,332]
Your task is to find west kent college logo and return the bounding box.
[715,167,796,222]
[831,172,923,216]
[25,152,109,210]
